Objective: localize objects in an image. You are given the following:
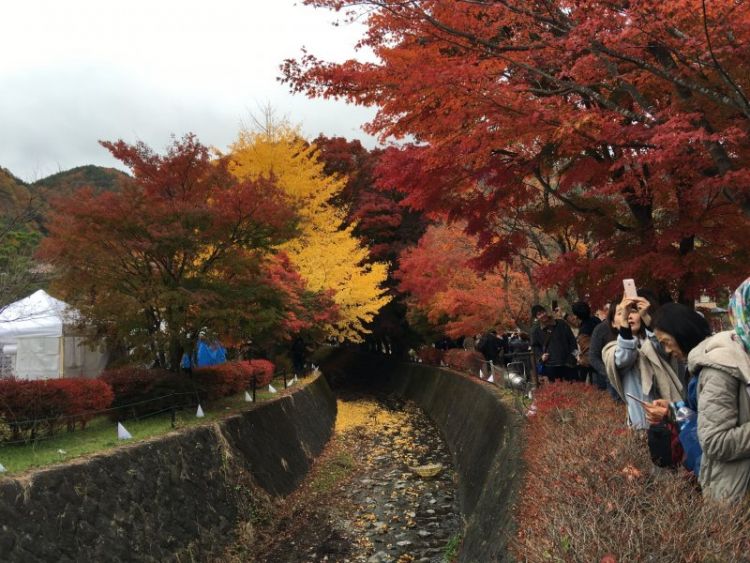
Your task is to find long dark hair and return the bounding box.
[652,303,712,355]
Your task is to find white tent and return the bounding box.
[0,290,108,380]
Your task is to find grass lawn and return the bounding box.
[0,375,296,475]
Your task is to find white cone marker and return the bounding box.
[293,375,299,384]
[196,405,205,418]
[268,384,277,393]
[488,374,494,383]
[479,368,484,379]
[0,463,6,473]
[117,422,133,440]
[244,391,253,402]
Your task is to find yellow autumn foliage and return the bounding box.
[334,399,405,432]
[228,124,391,342]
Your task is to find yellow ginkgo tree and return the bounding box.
[227,122,391,342]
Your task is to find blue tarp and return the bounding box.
[196,340,227,367]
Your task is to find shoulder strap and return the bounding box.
[542,328,553,352]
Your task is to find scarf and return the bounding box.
[729,277,750,354]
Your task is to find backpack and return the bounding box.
[677,374,702,477]
[576,333,592,368]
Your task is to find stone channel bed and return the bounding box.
[224,394,462,563]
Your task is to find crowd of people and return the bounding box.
[526,278,750,504]
[427,277,750,503]
[455,277,749,503]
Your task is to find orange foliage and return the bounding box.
[397,223,533,337]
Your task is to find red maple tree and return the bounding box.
[314,135,426,264]
[283,0,750,303]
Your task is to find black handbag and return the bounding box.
[647,421,683,468]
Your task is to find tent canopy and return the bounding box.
[0,291,107,380]
[0,290,78,342]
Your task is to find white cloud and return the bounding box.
[0,0,377,181]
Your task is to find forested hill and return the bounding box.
[0,167,31,218]
[31,165,130,194]
[2,164,129,220]
[29,165,131,225]
[0,164,132,306]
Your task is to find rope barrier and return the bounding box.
[0,391,200,427]
[0,403,192,447]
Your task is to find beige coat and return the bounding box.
[602,334,685,403]
[688,330,750,503]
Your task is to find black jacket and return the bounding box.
[478,332,503,362]
[530,320,577,367]
[588,320,614,378]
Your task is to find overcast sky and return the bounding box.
[0,0,377,182]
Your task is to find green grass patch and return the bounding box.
[0,375,292,475]
[309,450,355,494]
[443,532,462,562]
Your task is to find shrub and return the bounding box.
[0,379,66,441]
[99,367,196,420]
[193,362,248,401]
[193,360,275,400]
[308,346,335,367]
[0,378,114,441]
[443,349,485,375]
[417,346,444,366]
[247,359,275,388]
[54,378,114,430]
[512,382,750,561]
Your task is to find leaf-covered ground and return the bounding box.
[223,395,461,563]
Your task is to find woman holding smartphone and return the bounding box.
[602,290,682,429]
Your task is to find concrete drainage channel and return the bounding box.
[238,393,463,563]
[320,350,523,563]
[0,354,520,562]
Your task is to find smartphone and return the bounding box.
[625,392,650,406]
[622,278,638,299]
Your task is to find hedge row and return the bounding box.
[100,360,276,419]
[193,359,274,400]
[99,367,195,421]
[416,347,489,377]
[442,349,485,374]
[0,378,114,441]
[416,346,444,366]
[0,359,276,441]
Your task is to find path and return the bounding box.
[223,394,462,562]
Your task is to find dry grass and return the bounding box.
[512,382,750,562]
